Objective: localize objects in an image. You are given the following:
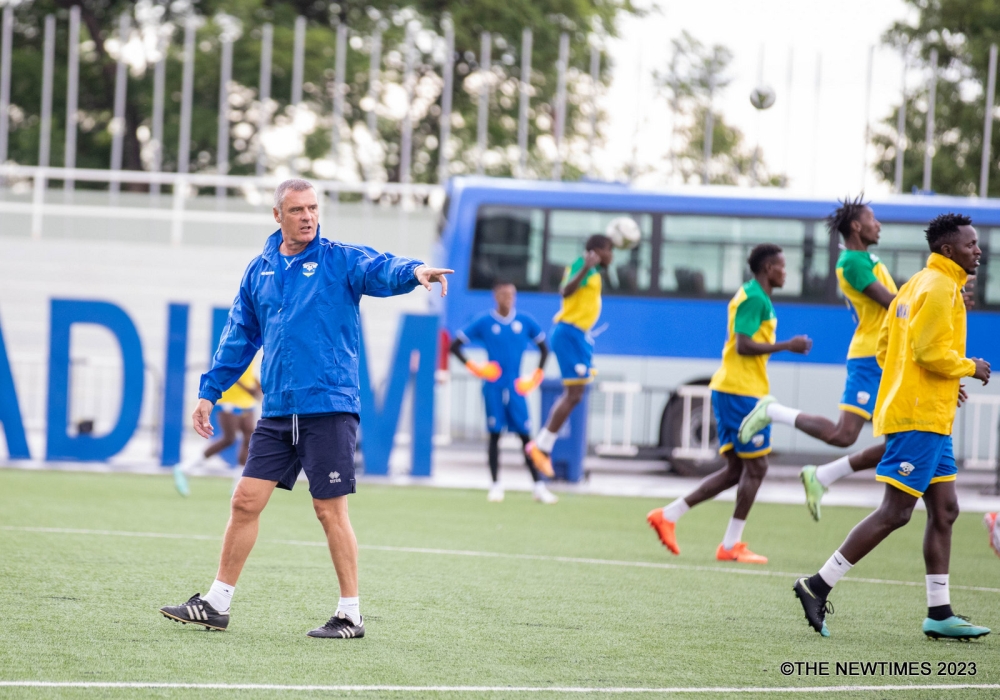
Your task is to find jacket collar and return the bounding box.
[262,225,322,265]
[927,252,968,287]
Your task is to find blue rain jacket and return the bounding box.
[199,228,424,417]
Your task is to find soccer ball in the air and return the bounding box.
[750,86,776,110]
[605,217,641,250]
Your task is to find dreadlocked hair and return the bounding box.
[925,213,973,252]
[826,193,869,240]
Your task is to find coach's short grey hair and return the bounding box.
[274,178,315,213]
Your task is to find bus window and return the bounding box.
[873,224,928,287]
[985,229,999,306]
[470,206,545,290]
[660,216,806,297]
[547,210,653,295]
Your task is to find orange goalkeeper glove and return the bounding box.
[466,360,502,382]
[515,368,545,396]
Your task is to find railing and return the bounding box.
[670,384,716,462]
[593,381,642,457]
[963,394,1000,471]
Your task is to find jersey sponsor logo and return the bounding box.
[896,303,909,319]
[857,391,871,405]
[751,434,765,448]
[329,471,341,484]
[511,320,523,334]
[261,270,275,276]
[302,262,318,277]
[898,461,915,477]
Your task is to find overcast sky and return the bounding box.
[599,0,920,197]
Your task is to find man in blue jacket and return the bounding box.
[158,179,452,639]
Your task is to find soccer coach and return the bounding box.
[159,179,452,638]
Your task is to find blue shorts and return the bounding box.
[484,383,531,435]
[875,431,957,497]
[840,356,882,420]
[244,413,359,499]
[712,390,771,458]
[550,322,595,385]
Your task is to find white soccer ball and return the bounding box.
[605,217,641,250]
[750,85,776,110]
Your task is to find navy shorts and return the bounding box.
[483,383,531,435]
[243,413,359,499]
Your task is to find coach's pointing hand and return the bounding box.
[192,398,216,439]
[415,265,454,297]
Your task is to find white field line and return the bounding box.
[0,681,998,694]
[3,525,1000,595]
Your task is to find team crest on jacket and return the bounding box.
[302,262,318,277]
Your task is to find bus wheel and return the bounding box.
[659,388,725,477]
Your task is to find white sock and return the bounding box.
[721,517,746,550]
[533,481,549,494]
[818,550,854,588]
[337,596,361,625]
[816,455,854,488]
[766,402,801,426]
[204,579,234,613]
[661,498,690,522]
[926,574,950,608]
[534,428,558,453]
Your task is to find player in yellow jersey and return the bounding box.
[173,363,261,496]
[525,234,614,477]
[647,244,811,563]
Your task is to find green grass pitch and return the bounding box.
[1,468,998,699]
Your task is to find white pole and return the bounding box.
[517,28,532,178]
[38,15,55,168]
[552,32,569,180]
[216,36,233,200]
[291,16,306,106]
[781,46,792,186]
[367,27,382,136]
[810,52,821,194]
[64,5,80,192]
[437,18,454,183]
[0,6,12,165]
[150,35,166,196]
[894,57,908,193]
[331,24,347,166]
[256,23,272,176]
[177,16,196,175]
[476,31,491,175]
[923,48,938,192]
[980,44,998,197]
[702,73,714,185]
[587,42,599,177]
[400,25,415,185]
[109,12,130,195]
[861,45,874,192]
[750,43,764,185]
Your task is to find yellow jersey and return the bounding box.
[873,253,977,437]
[836,249,898,358]
[219,365,259,410]
[553,257,602,331]
[709,279,777,398]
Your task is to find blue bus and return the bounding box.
[435,177,1000,473]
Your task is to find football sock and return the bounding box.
[817,550,853,591]
[766,402,801,426]
[661,498,690,522]
[535,428,558,453]
[488,433,501,483]
[926,574,952,620]
[519,434,540,481]
[806,573,832,598]
[204,579,235,612]
[337,597,361,625]
[721,517,746,550]
[816,455,854,487]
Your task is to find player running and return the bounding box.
[793,213,991,640]
[450,281,557,504]
[737,196,896,520]
[525,234,614,477]
[647,244,811,564]
[985,513,1000,559]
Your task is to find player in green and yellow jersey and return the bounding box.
[647,244,812,564]
[737,196,898,520]
[525,234,614,477]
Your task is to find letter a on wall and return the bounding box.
[0,311,30,459]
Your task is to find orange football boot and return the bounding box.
[524,441,555,478]
[646,509,680,555]
[716,542,767,564]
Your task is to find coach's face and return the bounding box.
[274,188,319,252]
[945,225,981,275]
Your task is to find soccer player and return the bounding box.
[158,179,452,638]
[794,213,991,640]
[525,234,614,477]
[647,244,812,564]
[450,281,557,504]
[985,513,1000,559]
[737,196,896,520]
[172,362,261,497]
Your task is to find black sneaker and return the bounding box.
[159,593,229,631]
[307,611,365,639]
[793,577,833,637]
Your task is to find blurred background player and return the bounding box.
[793,213,991,640]
[647,244,812,564]
[450,281,556,504]
[173,360,262,497]
[985,513,1000,558]
[737,196,896,520]
[525,235,614,477]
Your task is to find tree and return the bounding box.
[654,31,782,187]
[2,0,638,185]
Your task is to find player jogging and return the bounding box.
[450,281,557,504]
[737,196,896,520]
[647,244,811,564]
[793,213,991,640]
[158,179,451,638]
[525,235,614,477]
[985,513,1000,559]
[172,362,261,497]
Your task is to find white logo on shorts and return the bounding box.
[302,262,318,277]
[897,462,915,477]
[574,363,587,377]
[857,391,871,405]
[751,434,765,448]
[329,471,341,483]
